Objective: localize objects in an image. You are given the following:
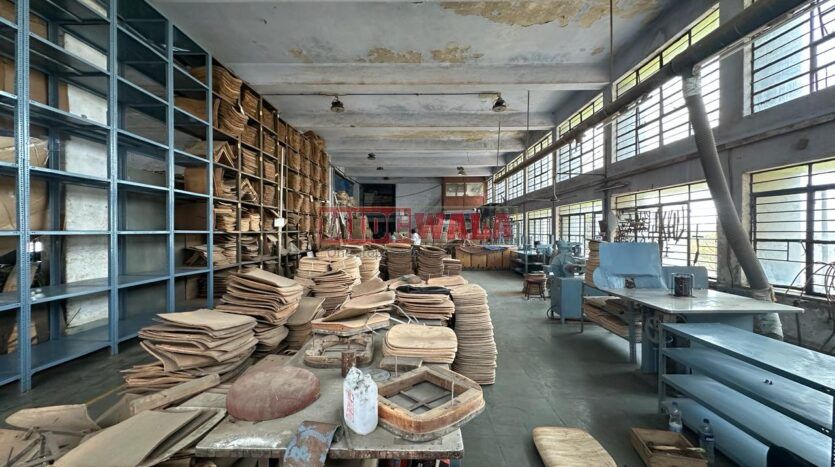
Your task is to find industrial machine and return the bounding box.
[546,241,587,322]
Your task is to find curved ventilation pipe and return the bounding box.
[682,71,783,339]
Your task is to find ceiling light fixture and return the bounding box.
[330,96,345,113]
[492,94,507,112]
[367,153,376,160]
[376,166,383,171]
[457,166,466,176]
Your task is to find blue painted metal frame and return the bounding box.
[16,0,31,392]
[108,0,119,356]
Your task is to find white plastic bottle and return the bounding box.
[668,401,683,433]
[343,367,378,435]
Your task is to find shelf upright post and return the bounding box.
[16,0,31,392]
[165,20,175,311]
[206,51,214,306]
[45,15,61,343]
[107,0,119,353]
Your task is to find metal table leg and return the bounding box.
[627,302,636,364]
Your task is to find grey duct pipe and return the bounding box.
[495,0,810,184]
[683,72,783,339]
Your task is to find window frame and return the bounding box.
[527,208,553,245]
[557,95,605,181]
[558,200,603,257]
[507,170,524,200]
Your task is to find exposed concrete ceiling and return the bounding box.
[153,0,675,180]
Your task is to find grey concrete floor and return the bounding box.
[0,269,710,466]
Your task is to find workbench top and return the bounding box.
[188,332,466,460]
[596,287,802,315]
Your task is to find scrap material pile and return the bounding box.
[382,323,457,364]
[416,246,446,280]
[451,284,497,385]
[386,244,414,278]
[122,309,257,392]
[395,285,455,324]
[216,269,303,354]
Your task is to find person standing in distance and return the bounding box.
[411,228,421,246]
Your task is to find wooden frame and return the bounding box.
[377,367,484,441]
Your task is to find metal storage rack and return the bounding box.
[0,0,218,392]
[659,323,834,466]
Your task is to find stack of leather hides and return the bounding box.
[386,244,414,278]
[443,258,462,275]
[216,269,303,354]
[122,309,257,393]
[359,250,381,282]
[395,285,455,323]
[450,284,497,385]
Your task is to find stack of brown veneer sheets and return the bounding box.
[216,269,303,354]
[450,284,496,385]
[122,309,256,392]
[295,256,330,287]
[366,243,387,278]
[285,296,325,350]
[443,258,462,276]
[395,285,455,323]
[327,255,362,283]
[416,246,445,280]
[359,250,381,282]
[386,244,413,278]
[383,324,457,364]
[311,269,357,313]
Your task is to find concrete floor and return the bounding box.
[0,269,703,465]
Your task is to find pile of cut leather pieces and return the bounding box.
[216,268,304,355]
[394,285,455,324]
[122,309,257,392]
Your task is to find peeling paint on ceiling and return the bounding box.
[430,43,483,64]
[440,0,661,28]
[591,46,605,55]
[363,48,423,64]
[290,47,313,64]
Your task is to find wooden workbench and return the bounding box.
[185,332,466,461]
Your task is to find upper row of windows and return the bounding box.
[489,2,835,203]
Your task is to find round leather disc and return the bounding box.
[227,365,320,421]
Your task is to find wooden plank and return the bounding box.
[130,374,220,415]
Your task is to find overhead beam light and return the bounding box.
[457,166,466,176]
[376,166,383,171]
[367,153,376,160]
[492,94,507,112]
[330,96,345,113]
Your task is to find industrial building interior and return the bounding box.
[0,0,833,466]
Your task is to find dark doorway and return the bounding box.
[360,184,396,207]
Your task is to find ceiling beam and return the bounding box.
[231,63,608,94]
[274,111,554,131]
[335,155,500,168]
[341,167,493,178]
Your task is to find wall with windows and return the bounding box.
[526,208,553,245]
[485,0,835,347]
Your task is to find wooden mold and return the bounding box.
[376,366,485,442]
[303,334,373,368]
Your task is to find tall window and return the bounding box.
[527,153,553,192]
[507,170,524,200]
[614,182,718,276]
[525,132,553,159]
[558,200,603,257]
[510,213,524,246]
[752,1,835,113]
[486,178,493,204]
[527,208,553,244]
[494,178,506,203]
[615,6,720,162]
[557,95,605,182]
[751,158,835,294]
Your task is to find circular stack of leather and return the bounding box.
[227,365,320,421]
[416,246,445,280]
[386,244,414,278]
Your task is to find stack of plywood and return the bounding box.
[311,269,357,313]
[386,244,414,278]
[443,258,462,276]
[395,285,455,323]
[450,284,497,385]
[382,324,457,364]
[285,296,325,350]
[216,269,303,354]
[585,240,600,285]
[416,246,445,280]
[122,309,257,392]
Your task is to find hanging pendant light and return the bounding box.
[492,94,507,112]
[331,96,345,113]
